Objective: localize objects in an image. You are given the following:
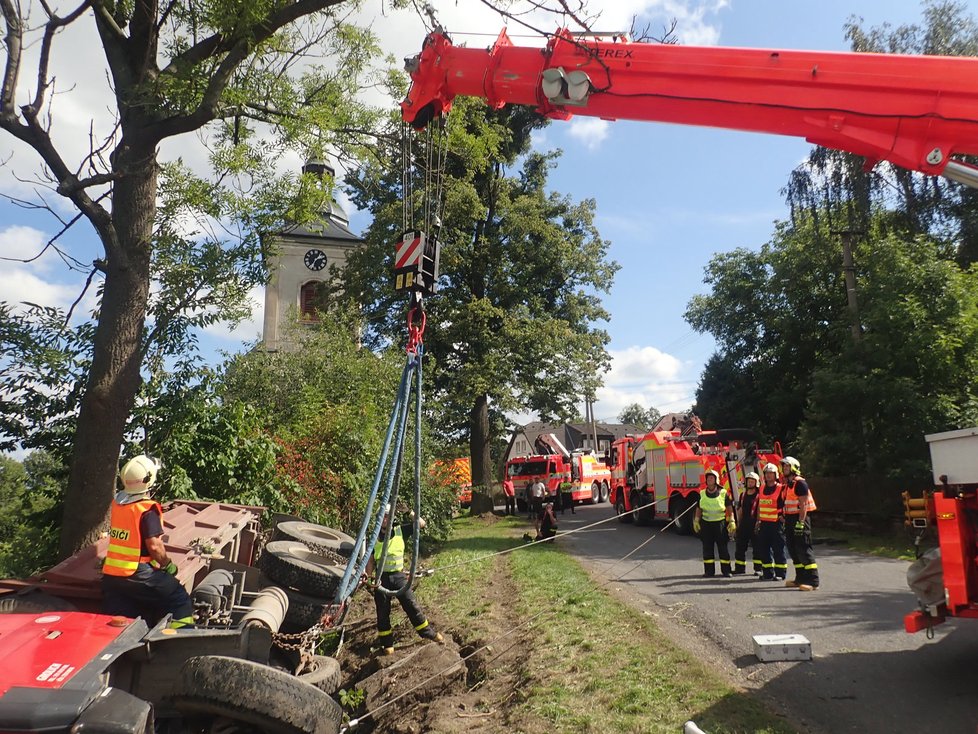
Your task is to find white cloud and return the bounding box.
[593,345,698,421]
[201,286,265,343]
[0,268,76,310]
[567,118,611,151]
[0,225,48,269]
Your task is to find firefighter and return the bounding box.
[559,480,575,515]
[367,507,443,655]
[101,455,194,629]
[693,470,735,577]
[754,462,787,581]
[733,471,761,575]
[781,456,819,590]
[502,477,516,516]
[535,501,558,540]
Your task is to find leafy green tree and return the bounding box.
[617,404,661,429]
[0,0,392,557]
[785,1,978,264]
[0,451,65,576]
[342,99,618,492]
[220,314,456,540]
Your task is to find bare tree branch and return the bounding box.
[64,266,100,325]
[32,1,91,115]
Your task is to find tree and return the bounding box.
[617,403,661,429]
[342,99,617,493]
[0,0,390,556]
[219,313,457,540]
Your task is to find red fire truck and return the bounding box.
[609,428,781,534]
[506,433,611,510]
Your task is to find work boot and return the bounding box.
[420,628,443,642]
[785,579,799,588]
[798,584,817,591]
[731,568,745,576]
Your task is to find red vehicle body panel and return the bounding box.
[0,613,130,694]
[402,29,978,183]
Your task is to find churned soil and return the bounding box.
[335,513,535,734]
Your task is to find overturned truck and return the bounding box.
[0,500,356,734]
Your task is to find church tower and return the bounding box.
[261,159,364,349]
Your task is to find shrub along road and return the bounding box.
[560,503,978,734]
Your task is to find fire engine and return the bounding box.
[506,433,611,510]
[609,428,782,534]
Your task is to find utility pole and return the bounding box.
[833,229,864,344]
[586,396,600,456]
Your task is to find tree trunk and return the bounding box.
[59,151,157,558]
[468,393,494,515]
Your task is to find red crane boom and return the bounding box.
[401,29,978,187]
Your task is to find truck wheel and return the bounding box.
[298,655,342,695]
[616,496,633,524]
[634,493,654,526]
[281,586,332,632]
[590,482,600,504]
[600,481,610,503]
[672,495,698,536]
[272,522,356,558]
[0,591,76,614]
[260,541,346,597]
[169,655,342,734]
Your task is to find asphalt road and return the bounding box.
[555,502,978,734]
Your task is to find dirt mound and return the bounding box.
[475,512,501,525]
[349,638,466,733]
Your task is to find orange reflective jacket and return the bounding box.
[758,485,782,522]
[783,478,816,515]
[102,498,160,577]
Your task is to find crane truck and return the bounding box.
[506,432,611,510]
[610,427,782,534]
[400,25,978,631]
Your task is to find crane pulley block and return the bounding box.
[394,230,440,295]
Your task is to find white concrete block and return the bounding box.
[752,633,812,662]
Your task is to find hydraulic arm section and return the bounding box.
[402,29,978,188]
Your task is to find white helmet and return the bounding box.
[762,462,779,476]
[745,471,760,485]
[119,455,161,495]
[781,456,801,474]
[705,469,720,482]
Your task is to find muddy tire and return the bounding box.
[272,522,356,558]
[280,586,332,632]
[0,591,77,614]
[299,655,342,695]
[169,655,342,734]
[615,495,633,524]
[260,541,346,597]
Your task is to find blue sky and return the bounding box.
[0,0,935,427]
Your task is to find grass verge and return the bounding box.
[417,514,795,734]
[815,526,922,561]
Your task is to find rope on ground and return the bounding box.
[340,500,698,732]
[421,496,675,575]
